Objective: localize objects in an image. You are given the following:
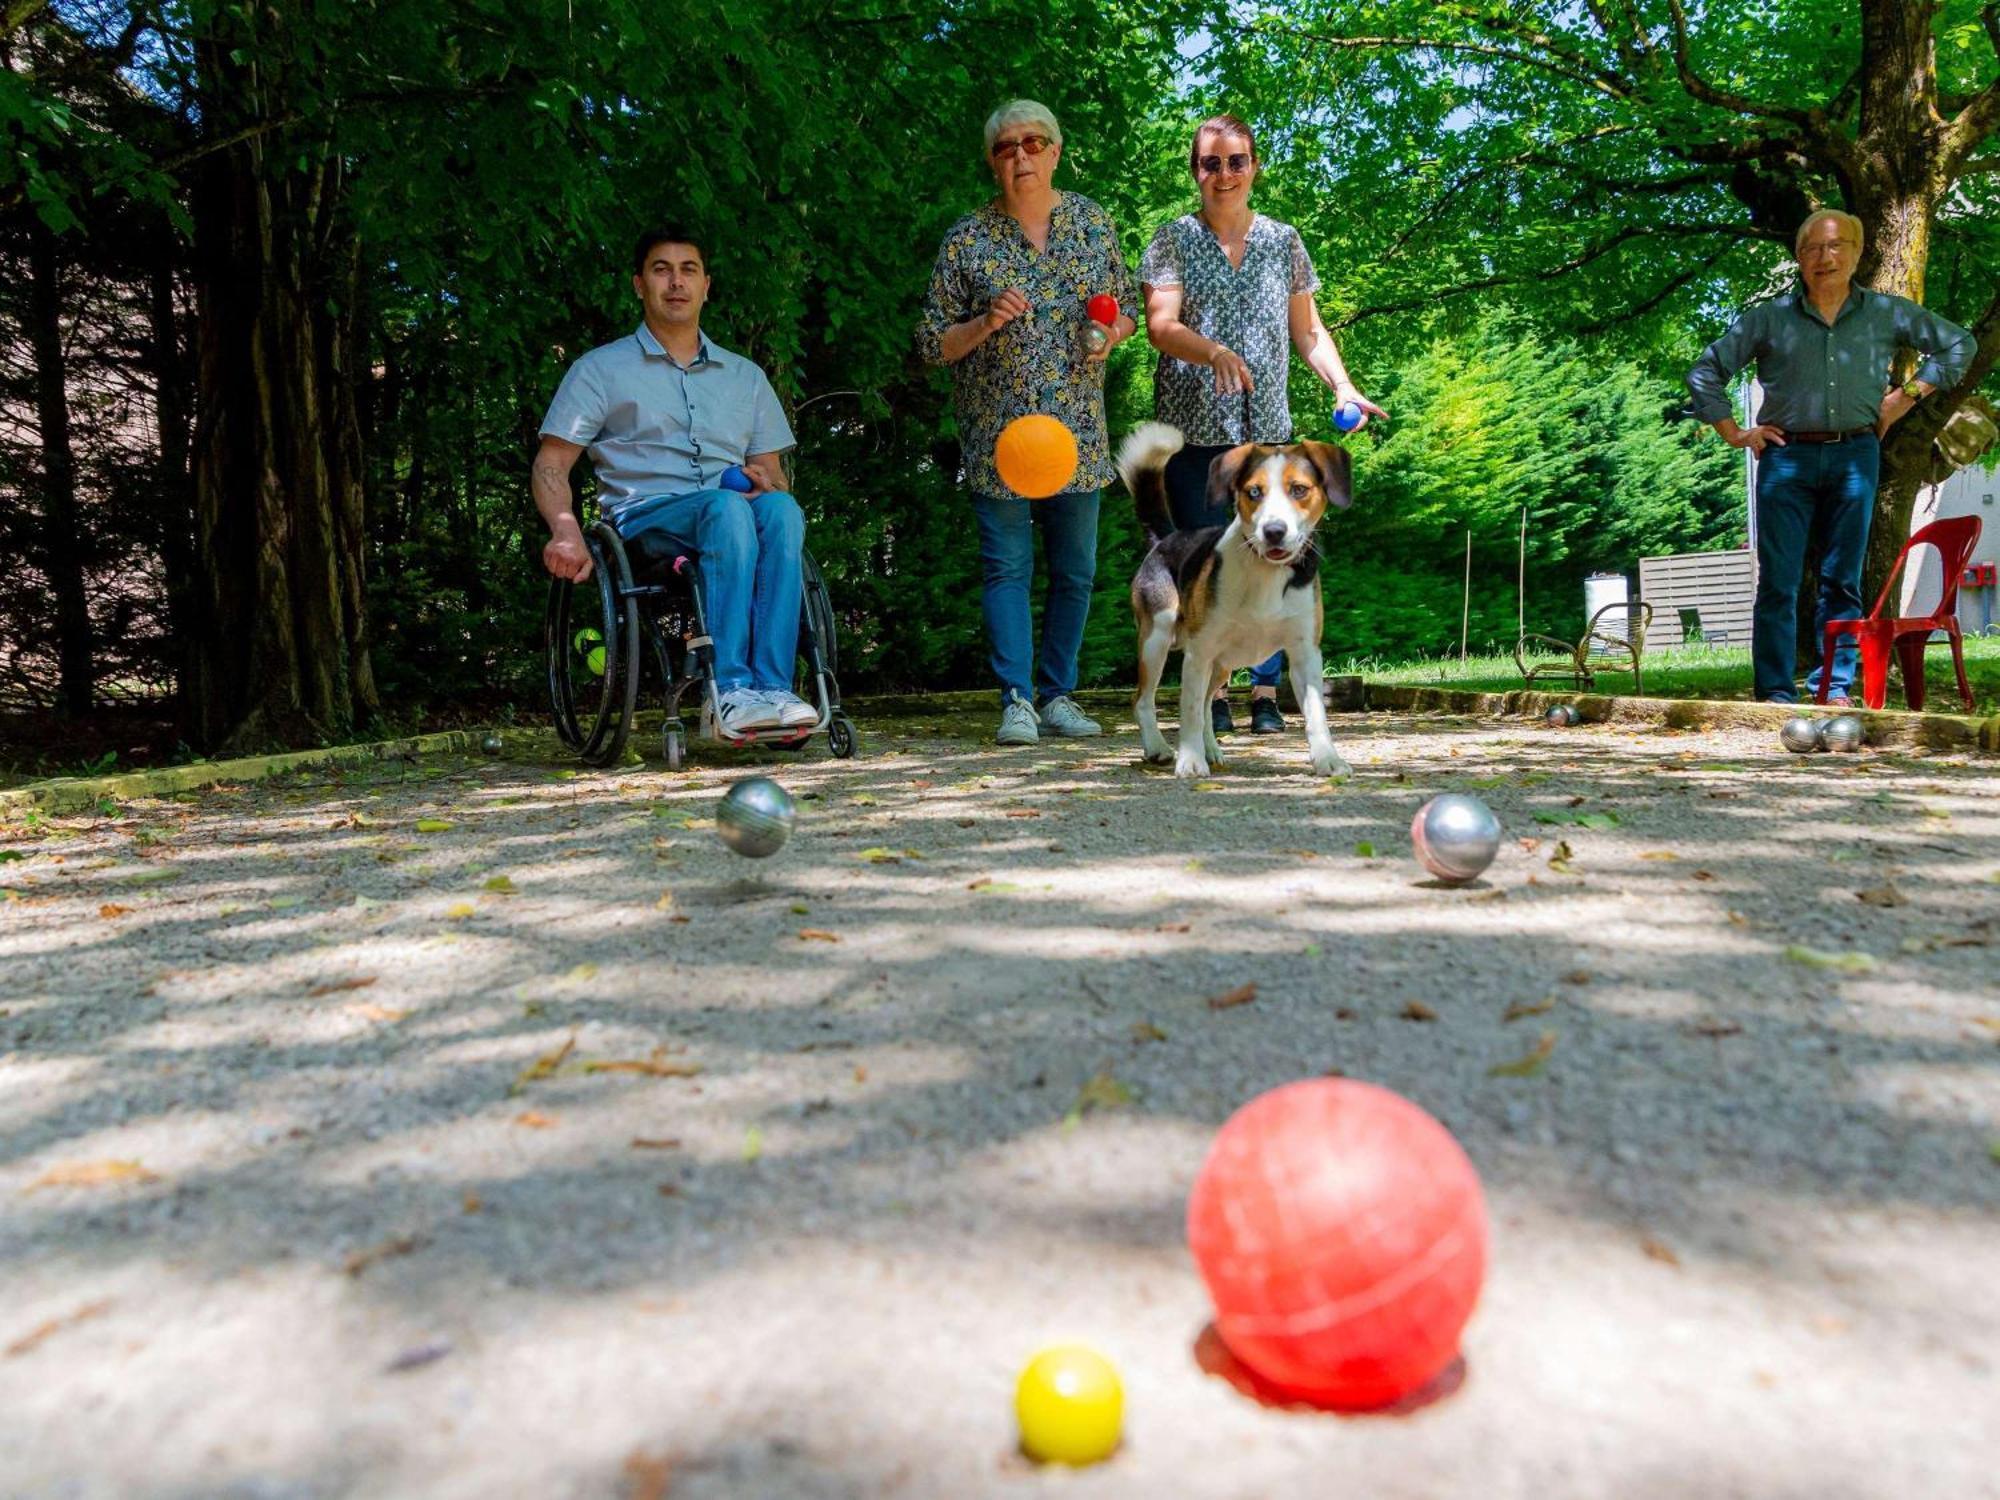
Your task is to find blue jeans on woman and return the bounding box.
[613,488,805,693]
[1163,443,1283,687]
[1751,433,1878,701]
[971,489,1100,705]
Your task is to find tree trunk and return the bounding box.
[148,239,199,708]
[24,216,93,716]
[182,37,378,754]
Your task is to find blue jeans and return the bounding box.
[614,489,805,693]
[971,489,1100,705]
[1163,442,1283,688]
[1752,434,1877,700]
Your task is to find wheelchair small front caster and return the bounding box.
[663,721,687,771]
[827,713,858,759]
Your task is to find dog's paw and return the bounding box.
[1140,732,1173,764]
[1174,751,1211,779]
[1312,746,1353,781]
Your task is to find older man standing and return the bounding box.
[1687,210,1974,705]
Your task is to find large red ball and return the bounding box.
[1187,1080,1487,1409]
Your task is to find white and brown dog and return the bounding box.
[1116,424,1352,780]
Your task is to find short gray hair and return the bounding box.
[983,99,1062,154]
[1795,209,1864,255]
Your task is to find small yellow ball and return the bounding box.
[1015,1344,1123,1466]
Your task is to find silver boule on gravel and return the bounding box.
[716,776,797,858]
[1410,792,1502,885]
[1779,716,1824,754]
[1544,704,1578,727]
[1819,714,1866,752]
[479,733,504,756]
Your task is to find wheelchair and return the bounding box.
[544,516,857,770]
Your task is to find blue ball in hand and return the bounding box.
[720,464,754,493]
[1333,401,1365,434]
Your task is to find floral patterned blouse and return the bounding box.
[1140,212,1319,445]
[918,193,1139,496]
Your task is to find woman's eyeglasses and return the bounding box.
[991,134,1052,160]
[1197,153,1254,176]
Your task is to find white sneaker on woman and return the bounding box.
[716,688,782,737]
[762,689,818,728]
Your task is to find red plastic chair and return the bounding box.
[1816,516,1982,713]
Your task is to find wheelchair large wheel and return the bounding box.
[544,522,640,766]
[800,549,839,684]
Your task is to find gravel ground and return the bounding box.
[2,706,1996,1500]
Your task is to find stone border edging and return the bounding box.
[1359,681,2000,753]
[0,729,498,816]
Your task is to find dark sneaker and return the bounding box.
[1764,692,1798,706]
[1249,697,1285,734]
[1210,697,1234,737]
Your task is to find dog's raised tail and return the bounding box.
[1117,422,1184,543]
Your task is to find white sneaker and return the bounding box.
[996,690,1039,746]
[1037,694,1102,737]
[717,687,782,737]
[761,689,819,729]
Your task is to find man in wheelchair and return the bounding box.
[532,225,816,740]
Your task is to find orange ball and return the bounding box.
[993,414,1079,499]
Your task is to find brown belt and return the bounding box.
[1780,426,1875,444]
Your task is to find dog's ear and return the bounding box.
[1204,445,1258,513]
[1298,440,1352,509]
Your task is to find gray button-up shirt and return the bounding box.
[539,324,795,521]
[1686,283,1974,431]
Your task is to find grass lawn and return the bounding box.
[1337,633,2000,716]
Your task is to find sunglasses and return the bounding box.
[1197,153,1254,176]
[990,134,1052,160]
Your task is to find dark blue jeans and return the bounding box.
[1752,433,1878,701]
[971,489,1100,705]
[1163,442,1283,689]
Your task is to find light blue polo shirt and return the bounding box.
[539,324,796,521]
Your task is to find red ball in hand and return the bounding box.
[1187,1079,1487,1409]
[1086,294,1119,325]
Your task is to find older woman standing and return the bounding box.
[1142,113,1385,738]
[919,99,1139,746]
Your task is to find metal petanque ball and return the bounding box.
[1544,704,1578,728]
[1779,716,1824,754]
[715,776,796,859]
[479,733,504,756]
[1820,714,1866,753]
[1410,793,1502,885]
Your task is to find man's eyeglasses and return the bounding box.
[1197,153,1254,176]
[991,134,1052,160]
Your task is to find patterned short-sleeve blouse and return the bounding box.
[918,193,1139,496]
[1140,213,1320,445]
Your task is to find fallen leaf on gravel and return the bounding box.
[4,1299,113,1358]
[267,894,306,910]
[631,1138,682,1150]
[1401,1000,1438,1022]
[742,1126,763,1163]
[582,1052,702,1079]
[1727,911,1750,927]
[97,904,130,919]
[1131,1021,1169,1044]
[1546,840,1575,875]
[125,867,180,885]
[513,1111,557,1129]
[1504,997,1554,1022]
[653,891,676,911]
[444,902,475,920]
[1354,841,1377,858]
[461,1193,482,1213]
[1854,885,1905,908]
[566,963,598,981]
[1639,851,1679,862]
[1783,945,1877,974]
[27,1160,157,1191]
[511,1034,576,1092]
[1004,809,1042,819]
[1278,848,1319,859]
[856,846,922,863]
[1562,969,1592,985]
[1065,1072,1134,1127]
[384,1340,452,1373]
[853,1065,867,1083]
[1689,1019,1743,1037]
[482,875,516,894]
[309,976,377,997]
[1691,869,1716,882]
[789,902,809,914]
[680,817,714,831]
[1207,982,1257,1010]
[414,819,453,833]
[1155,922,1191,933]
[1516,837,1542,853]
[797,929,840,943]
[343,1234,422,1275]
[1487,1031,1557,1078]
[622,1449,674,1500]
[1989,1139,2000,1165]
[1641,1237,1681,1267]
